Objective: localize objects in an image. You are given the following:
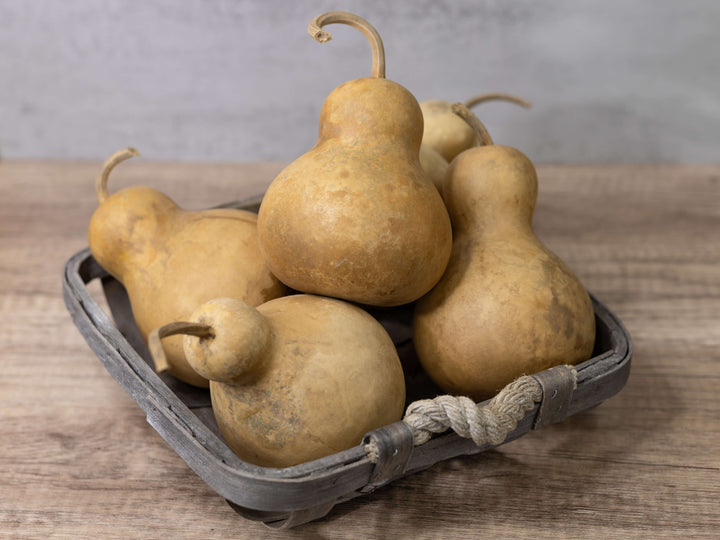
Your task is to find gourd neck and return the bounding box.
[317,78,423,149]
[453,209,534,240]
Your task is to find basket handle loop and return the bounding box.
[367,365,577,455]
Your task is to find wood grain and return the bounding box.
[1,161,718,538]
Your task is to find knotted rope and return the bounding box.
[365,367,577,463]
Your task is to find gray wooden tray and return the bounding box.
[62,197,632,529]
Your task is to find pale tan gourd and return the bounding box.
[87,148,286,387]
[418,144,450,191]
[149,294,406,468]
[421,93,531,165]
[257,12,452,307]
[413,105,596,401]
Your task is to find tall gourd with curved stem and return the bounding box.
[413,105,596,401]
[257,12,452,307]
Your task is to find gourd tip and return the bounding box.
[307,11,385,79]
[96,146,142,204]
[451,103,494,146]
[312,29,332,43]
[148,327,170,374]
[147,321,214,377]
[464,93,532,110]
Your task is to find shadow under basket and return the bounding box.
[62,197,632,529]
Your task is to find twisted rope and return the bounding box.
[365,368,578,462]
[404,375,543,447]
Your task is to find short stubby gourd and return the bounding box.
[149,294,406,467]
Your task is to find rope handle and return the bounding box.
[365,366,577,462]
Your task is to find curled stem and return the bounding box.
[451,103,494,146]
[95,147,140,204]
[308,11,386,78]
[465,92,531,109]
[148,321,214,374]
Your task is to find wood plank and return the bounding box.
[1,161,718,538]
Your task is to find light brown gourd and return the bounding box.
[413,105,596,401]
[87,148,286,387]
[420,93,531,165]
[418,144,451,191]
[149,295,406,468]
[257,12,452,307]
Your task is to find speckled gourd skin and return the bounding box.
[420,99,478,163]
[257,77,452,307]
[413,145,596,401]
[183,294,406,468]
[419,144,449,191]
[88,188,286,387]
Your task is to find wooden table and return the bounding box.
[1,160,718,538]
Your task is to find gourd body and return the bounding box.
[413,145,595,400]
[420,99,477,162]
[88,187,286,387]
[184,295,406,468]
[419,144,449,191]
[257,78,452,307]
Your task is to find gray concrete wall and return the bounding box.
[1,0,718,163]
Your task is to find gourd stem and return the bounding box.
[148,321,214,374]
[308,11,386,79]
[451,103,494,146]
[95,147,140,204]
[465,92,531,109]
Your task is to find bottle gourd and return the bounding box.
[87,148,286,387]
[419,93,530,190]
[413,105,596,401]
[149,294,406,468]
[420,93,530,193]
[421,92,531,164]
[257,12,452,307]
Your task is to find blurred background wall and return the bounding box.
[0,0,718,164]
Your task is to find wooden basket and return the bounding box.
[62,196,632,529]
